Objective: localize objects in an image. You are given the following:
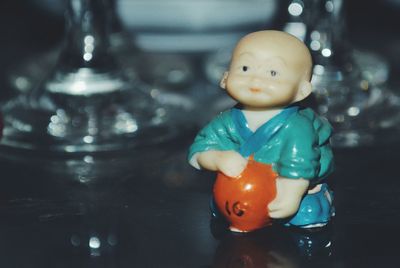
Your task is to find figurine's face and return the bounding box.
[221,31,312,109]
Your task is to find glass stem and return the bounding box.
[305,0,347,67]
[58,0,116,70]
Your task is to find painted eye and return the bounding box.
[242,66,248,72]
[270,70,277,77]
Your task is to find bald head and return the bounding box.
[221,30,314,108]
[232,30,313,81]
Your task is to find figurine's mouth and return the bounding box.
[249,88,262,93]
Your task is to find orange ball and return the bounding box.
[213,159,277,232]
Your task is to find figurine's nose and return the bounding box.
[250,76,263,89]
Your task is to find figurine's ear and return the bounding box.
[294,80,312,102]
[220,72,229,89]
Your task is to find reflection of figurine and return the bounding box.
[188,30,334,232]
[213,228,300,268]
[289,226,333,259]
[212,226,332,267]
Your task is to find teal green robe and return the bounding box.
[188,107,334,183]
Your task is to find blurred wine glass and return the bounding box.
[296,0,400,147]
[1,0,190,155]
[8,0,281,126]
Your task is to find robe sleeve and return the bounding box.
[188,111,241,169]
[313,115,334,180]
[274,111,334,181]
[274,115,322,180]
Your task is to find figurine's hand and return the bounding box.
[215,150,248,178]
[268,177,309,219]
[195,150,248,177]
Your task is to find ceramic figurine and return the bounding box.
[188,30,334,232]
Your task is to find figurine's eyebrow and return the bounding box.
[235,53,288,67]
[235,52,255,60]
[266,56,287,67]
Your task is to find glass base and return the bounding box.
[0,128,194,186]
[3,51,198,155]
[312,53,400,147]
[330,129,374,147]
[351,49,390,86]
[330,120,400,148]
[1,76,183,153]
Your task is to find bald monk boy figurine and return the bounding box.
[189,30,334,231]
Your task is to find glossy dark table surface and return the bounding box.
[1,138,400,268]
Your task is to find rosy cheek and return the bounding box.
[227,76,248,89]
[266,79,292,90]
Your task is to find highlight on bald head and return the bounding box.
[232,30,313,81]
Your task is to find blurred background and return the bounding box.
[1,0,400,149]
[0,0,399,92]
[0,0,399,95]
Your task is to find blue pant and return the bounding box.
[287,183,334,227]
